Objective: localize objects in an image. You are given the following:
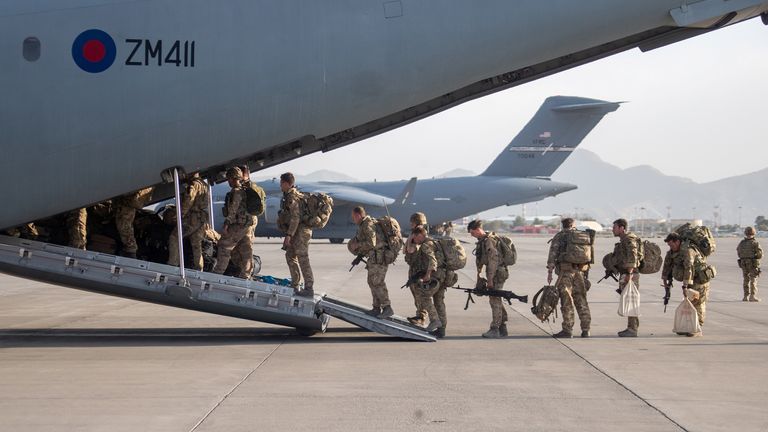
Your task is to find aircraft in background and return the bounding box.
[2,1,767,230]
[209,96,620,241]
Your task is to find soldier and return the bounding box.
[212,167,255,279]
[404,212,429,326]
[278,172,314,297]
[468,220,510,339]
[114,187,154,258]
[349,206,394,318]
[663,232,712,337]
[444,221,454,237]
[546,218,591,338]
[67,208,88,250]
[405,226,443,333]
[737,226,762,302]
[167,173,210,271]
[611,218,642,337]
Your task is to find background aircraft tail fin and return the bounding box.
[481,96,621,178]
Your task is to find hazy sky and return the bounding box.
[258,19,767,184]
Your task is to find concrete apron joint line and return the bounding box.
[513,306,690,432]
[188,337,287,432]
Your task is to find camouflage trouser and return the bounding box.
[619,273,640,331]
[690,283,710,326]
[167,214,207,271]
[285,227,313,288]
[115,205,138,254]
[741,262,759,298]
[66,208,88,250]
[483,268,509,329]
[557,264,591,332]
[414,279,445,325]
[367,263,391,308]
[232,225,256,277]
[212,223,253,279]
[409,284,428,321]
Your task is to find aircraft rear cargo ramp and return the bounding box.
[0,236,435,342]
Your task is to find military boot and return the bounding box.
[686,331,703,337]
[296,287,315,297]
[581,330,591,338]
[618,329,638,337]
[407,316,425,326]
[431,327,446,339]
[749,295,761,302]
[743,294,750,302]
[365,307,381,317]
[425,319,442,333]
[482,327,501,339]
[499,324,509,338]
[553,330,572,339]
[122,251,137,259]
[377,305,394,319]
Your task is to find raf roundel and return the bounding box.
[72,29,116,73]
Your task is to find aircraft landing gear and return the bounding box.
[329,238,344,244]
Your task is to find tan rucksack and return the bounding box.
[300,193,333,229]
[374,216,404,265]
[638,240,663,274]
[674,223,716,257]
[497,235,517,266]
[531,285,559,322]
[435,237,467,271]
[559,229,595,265]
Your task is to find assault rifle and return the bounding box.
[597,270,622,294]
[661,280,672,313]
[349,254,367,272]
[450,278,528,310]
[400,271,438,290]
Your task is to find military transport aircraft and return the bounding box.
[1,2,767,339]
[222,96,620,242]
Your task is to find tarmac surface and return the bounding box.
[0,235,766,432]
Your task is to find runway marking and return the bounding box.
[188,338,286,432]
[511,306,690,432]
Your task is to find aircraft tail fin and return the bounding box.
[395,177,418,206]
[481,96,621,178]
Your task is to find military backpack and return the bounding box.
[531,285,559,323]
[559,229,595,265]
[435,237,467,271]
[638,240,663,274]
[374,216,404,265]
[243,181,267,216]
[737,239,762,260]
[300,192,334,229]
[674,223,716,257]
[497,235,517,266]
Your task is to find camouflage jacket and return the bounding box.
[662,246,700,285]
[546,229,574,268]
[279,187,304,236]
[406,238,438,276]
[351,216,377,257]
[223,185,253,227]
[737,238,763,264]
[181,177,209,220]
[612,232,641,272]
[117,187,154,210]
[476,233,503,281]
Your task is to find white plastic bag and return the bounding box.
[673,298,701,334]
[617,280,640,317]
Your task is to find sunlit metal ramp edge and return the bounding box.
[318,295,437,342]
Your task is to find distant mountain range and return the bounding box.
[488,149,767,226]
[254,151,767,226]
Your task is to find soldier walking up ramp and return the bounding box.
[0,236,435,342]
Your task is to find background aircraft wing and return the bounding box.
[305,184,395,207]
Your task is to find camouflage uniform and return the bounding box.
[350,215,391,309]
[279,186,313,289]
[114,187,154,255]
[547,229,590,334]
[404,213,429,322]
[67,208,88,250]
[476,233,510,330]
[663,245,710,326]
[613,232,642,331]
[406,237,444,327]
[6,223,39,239]
[168,176,210,271]
[212,182,256,278]
[737,236,762,301]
